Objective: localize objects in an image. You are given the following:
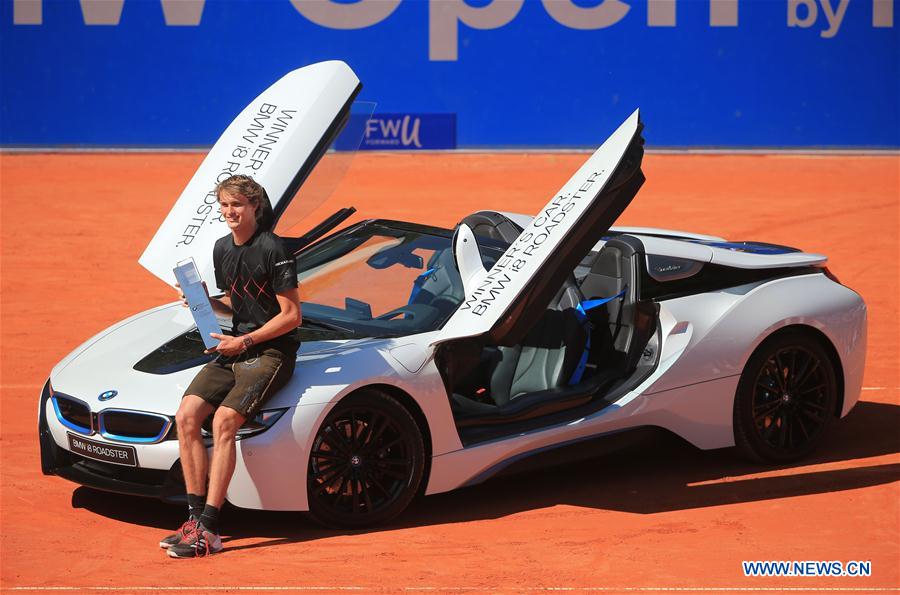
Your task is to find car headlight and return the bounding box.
[200,407,289,440]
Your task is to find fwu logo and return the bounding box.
[367,116,423,149]
[361,114,456,151]
[12,1,894,58]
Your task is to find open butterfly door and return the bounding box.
[434,110,646,348]
[139,61,362,287]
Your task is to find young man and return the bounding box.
[162,175,302,558]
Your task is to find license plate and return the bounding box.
[67,433,137,467]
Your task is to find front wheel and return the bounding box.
[306,390,425,528]
[733,331,838,463]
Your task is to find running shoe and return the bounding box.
[167,523,223,558]
[159,518,197,549]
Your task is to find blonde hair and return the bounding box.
[215,175,274,230]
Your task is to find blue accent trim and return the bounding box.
[97,409,172,445]
[570,334,593,386]
[461,419,627,488]
[50,392,173,444]
[569,289,626,385]
[407,267,436,305]
[97,431,165,445]
[578,292,627,312]
[686,240,798,254]
[51,395,92,435]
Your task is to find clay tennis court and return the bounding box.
[1,152,897,592]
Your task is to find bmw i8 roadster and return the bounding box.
[39,61,867,527]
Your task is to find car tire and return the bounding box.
[733,330,838,463]
[306,389,425,528]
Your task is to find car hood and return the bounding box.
[49,303,370,415]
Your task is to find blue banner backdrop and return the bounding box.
[1,0,897,148]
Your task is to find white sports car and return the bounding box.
[39,62,867,527]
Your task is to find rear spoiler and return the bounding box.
[631,235,827,269]
[709,249,827,269]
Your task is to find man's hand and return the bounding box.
[206,333,245,356]
[175,281,208,308]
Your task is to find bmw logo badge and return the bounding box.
[98,390,118,402]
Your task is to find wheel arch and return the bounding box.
[753,323,845,418]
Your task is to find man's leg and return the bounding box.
[205,349,292,512]
[175,406,243,554]
[205,405,246,510]
[168,348,293,558]
[159,394,216,550]
[165,396,232,559]
[175,395,215,498]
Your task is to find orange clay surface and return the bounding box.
[1,152,898,593]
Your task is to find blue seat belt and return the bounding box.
[569,288,626,385]
[407,268,436,304]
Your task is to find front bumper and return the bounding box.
[39,379,186,503]
[39,376,337,511]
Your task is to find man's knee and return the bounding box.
[176,396,209,435]
[212,406,245,439]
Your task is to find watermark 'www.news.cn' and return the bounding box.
[743,560,872,577]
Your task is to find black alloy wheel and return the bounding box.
[734,331,838,463]
[306,390,425,528]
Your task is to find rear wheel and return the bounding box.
[306,390,425,528]
[733,331,838,463]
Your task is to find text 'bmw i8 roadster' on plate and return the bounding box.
[39,61,867,528]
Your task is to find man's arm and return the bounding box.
[209,288,301,356]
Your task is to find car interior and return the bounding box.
[439,211,660,443]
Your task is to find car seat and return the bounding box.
[450,283,586,415]
[578,235,648,372]
[489,307,587,406]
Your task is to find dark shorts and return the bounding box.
[184,342,297,419]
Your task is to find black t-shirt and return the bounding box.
[213,229,299,347]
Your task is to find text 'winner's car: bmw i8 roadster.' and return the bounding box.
[40,61,867,528]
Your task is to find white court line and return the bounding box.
[4,588,900,593]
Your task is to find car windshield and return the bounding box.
[294,223,503,338]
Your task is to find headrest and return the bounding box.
[457,211,523,244]
[590,245,624,277]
